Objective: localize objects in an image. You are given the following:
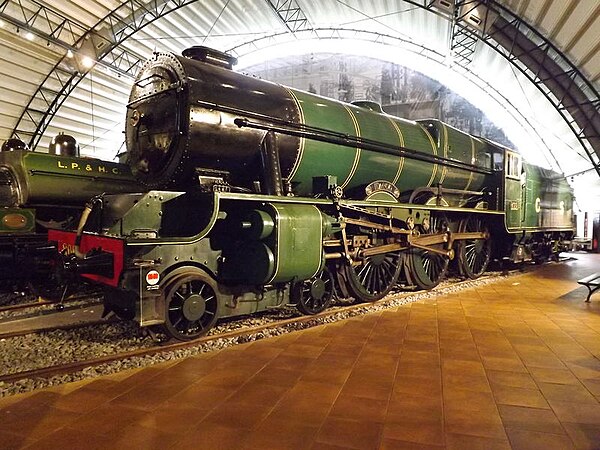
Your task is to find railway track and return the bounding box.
[0,299,54,313]
[0,299,110,339]
[0,291,103,314]
[0,271,514,386]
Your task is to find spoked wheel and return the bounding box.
[345,251,401,302]
[291,267,334,315]
[162,267,219,341]
[407,214,449,290]
[456,216,491,279]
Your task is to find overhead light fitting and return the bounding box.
[81,56,95,68]
[25,32,35,41]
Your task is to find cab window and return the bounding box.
[506,152,521,179]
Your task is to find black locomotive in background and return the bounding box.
[0,135,140,288]
[1,47,573,339]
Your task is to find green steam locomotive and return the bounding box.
[46,47,573,340]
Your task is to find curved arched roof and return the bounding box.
[0,0,598,208]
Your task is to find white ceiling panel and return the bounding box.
[0,0,598,206]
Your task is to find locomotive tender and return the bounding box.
[47,47,574,340]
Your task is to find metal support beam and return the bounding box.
[483,4,600,176]
[0,1,142,77]
[6,0,202,150]
[449,0,496,66]
[266,0,312,33]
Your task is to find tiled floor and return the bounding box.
[2,252,600,449]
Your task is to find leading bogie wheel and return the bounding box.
[162,267,220,341]
[345,251,401,302]
[292,267,334,315]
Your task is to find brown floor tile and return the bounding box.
[244,416,320,450]
[134,405,209,434]
[46,386,114,414]
[0,391,61,415]
[64,403,150,436]
[548,400,600,425]
[392,374,442,398]
[249,367,303,387]
[19,428,116,450]
[379,437,444,449]
[286,380,343,404]
[101,423,181,450]
[315,417,383,450]
[0,430,28,450]
[580,378,600,397]
[505,428,575,450]
[269,397,333,427]
[481,356,528,372]
[441,346,482,362]
[226,382,290,407]
[486,369,538,389]
[443,372,492,392]
[193,367,256,389]
[349,365,398,383]
[444,408,507,440]
[202,399,273,430]
[402,339,439,353]
[387,392,443,422]
[445,433,512,450]
[109,381,187,411]
[164,384,233,410]
[354,352,399,370]
[562,422,600,449]
[396,360,442,380]
[491,384,550,409]
[442,359,487,377]
[528,366,581,385]
[172,423,249,450]
[311,442,358,450]
[443,388,498,413]
[329,393,388,423]
[2,406,81,441]
[382,417,444,446]
[565,359,600,379]
[538,381,598,404]
[279,343,326,358]
[340,380,392,401]
[300,364,352,384]
[498,404,564,434]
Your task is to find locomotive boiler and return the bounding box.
[48,47,574,340]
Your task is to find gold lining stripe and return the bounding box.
[266,204,280,284]
[285,88,305,181]
[311,206,324,279]
[388,117,405,185]
[439,123,448,185]
[340,105,361,189]
[464,137,476,191]
[419,123,438,187]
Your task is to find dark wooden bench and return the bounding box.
[578,273,600,302]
